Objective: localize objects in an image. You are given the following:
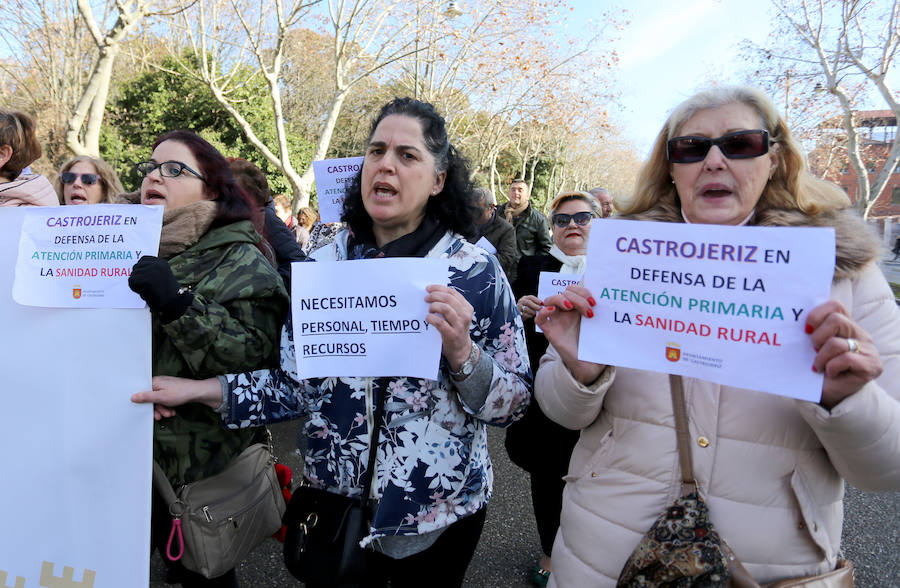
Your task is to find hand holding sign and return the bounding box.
[806,299,884,409]
[424,284,475,370]
[536,284,604,385]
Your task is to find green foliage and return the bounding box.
[101,53,313,196]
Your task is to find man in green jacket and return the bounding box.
[497,178,552,258]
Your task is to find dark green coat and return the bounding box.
[153,220,289,485]
[496,203,552,257]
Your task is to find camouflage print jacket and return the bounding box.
[154,219,289,485]
[220,230,532,544]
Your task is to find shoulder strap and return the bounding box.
[669,374,697,496]
[359,387,387,506]
[152,461,179,506]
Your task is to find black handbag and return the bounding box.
[282,390,386,586]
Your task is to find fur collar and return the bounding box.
[624,198,880,282]
[115,191,218,258]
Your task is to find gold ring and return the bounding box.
[846,338,860,353]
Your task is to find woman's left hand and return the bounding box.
[425,284,475,371]
[806,300,883,409]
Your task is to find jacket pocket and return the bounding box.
[566,426,614,483]
[789,468,833,561]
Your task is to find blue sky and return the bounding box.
[564,0,776,156]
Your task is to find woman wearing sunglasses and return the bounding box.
[128,130,289,587]
[0,109,57,207]
[533,86,900,586]
[505,190,596,587]
[56,155,124,205]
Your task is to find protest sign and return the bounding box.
[312,156,364,223]
[291,258,448,379]
[0,208,153,587]
[13,204,163,308]
[474,236,496,255]
[535,270,582,333]
[580,219,835,402]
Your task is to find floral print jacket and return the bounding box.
[221,230,531,542]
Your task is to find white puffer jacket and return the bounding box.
[536,208,900,587]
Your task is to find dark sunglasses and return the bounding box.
[551,211,592,228]
[60,172,100,185]
[135,160,206,182]
[667,129,770,164]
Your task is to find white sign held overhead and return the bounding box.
[291,258,448,379]
[579,219,835,402]
[12,204,163,308]
[312,156,364,223]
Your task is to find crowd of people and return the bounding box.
[2,82,898,588]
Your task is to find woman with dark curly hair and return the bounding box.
[132,100,531,587]
[127,130,289,587]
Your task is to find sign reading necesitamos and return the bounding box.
[13,204,163,308]
[579,219,835,402]
[291,258,448,379]
[312,156,364,223]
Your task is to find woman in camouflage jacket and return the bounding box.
[128,131,288,588]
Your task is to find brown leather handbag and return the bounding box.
[617,375,854,588]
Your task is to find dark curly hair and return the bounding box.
[151,131,260,230]
[341,97,479,239]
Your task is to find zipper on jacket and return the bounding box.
[365,378,377,501]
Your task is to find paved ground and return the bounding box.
[151,420,900,587]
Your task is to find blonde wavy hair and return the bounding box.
[622,86,849,217]
[55,156,124,204]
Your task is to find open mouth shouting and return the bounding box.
[371,181,398,202]
[142,188,166,205]
[700,183,733,199]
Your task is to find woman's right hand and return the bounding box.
[535,285,604,385]
[517,294,543,320]
[131,376,223,420]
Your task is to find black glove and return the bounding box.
[128,256,193,323]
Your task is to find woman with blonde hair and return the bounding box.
[0,109,56,207]
[56,155,124,205]
[535,86,899,586]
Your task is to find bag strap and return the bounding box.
[359,387,387,507]
[152,461,179,507]
[669,374,697,496]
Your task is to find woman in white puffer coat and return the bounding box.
[534,86,900,587]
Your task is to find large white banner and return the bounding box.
[580,219,835,402]
[0,208,153,587]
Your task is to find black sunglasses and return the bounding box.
[135,160,206,182]
[60,172,100,185]
[551,211,592,228]
[667,129,770,164]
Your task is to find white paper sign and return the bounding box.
[12,204,163,308]
[580,219,835,402]
[312,156,364,223]
[535,270,582,333]
[475,236,496,254]
[291,258,448,378]
[0,208,153,587]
